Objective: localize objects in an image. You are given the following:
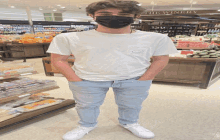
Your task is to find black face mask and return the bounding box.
[95,16,134,29]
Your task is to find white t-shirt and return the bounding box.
[47,29,178,81]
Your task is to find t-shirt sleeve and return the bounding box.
[153,35,178,56]
[46,34,71,55]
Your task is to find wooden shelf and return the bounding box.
[0,98,75,128]
[168,57,219,62]
[154,57,220,89]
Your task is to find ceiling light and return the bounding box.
[137,3,142,6]
[39,7,43,10]
[192,1,197,4]
[53,9,57,11]
[218,9,220,11]
[57,5,61,6]
[61,6,65,9]
[10,6,15,8]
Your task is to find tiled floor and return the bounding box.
[1,58,220,140]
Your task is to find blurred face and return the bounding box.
[92,8,136,19]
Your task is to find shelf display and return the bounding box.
[196,24,220,36]
[176,41,214,49]
[141,22,220,38]
[0,65,75,128]
[0,20,96,35]
[0,77,57,99]
[0,27,95,44]
[171,34,220,50]
[147,24,197,37]
[0,62,35,78]
[17,99,64,112]
[154,57,220,89]
[0,92,75,127]
[0,98,75,128]
[0,108,21,123]
[187,50,220,58]
[34,25,70,33]
[0,24,31,34]
[0,33,54,44]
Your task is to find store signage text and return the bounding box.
[146,11,197,15]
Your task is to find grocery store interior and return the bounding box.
[1,0,220,140]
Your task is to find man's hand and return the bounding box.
[51,53,83,82]
[138,55,169,81]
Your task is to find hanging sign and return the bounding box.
[144,10,219,15]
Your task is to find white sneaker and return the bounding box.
[62,125,97,140]
[120,123,155,139]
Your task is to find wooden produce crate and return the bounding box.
[42,57,75,76]
[154,57,220,89]
[2,43,50,60]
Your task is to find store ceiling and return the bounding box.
[0,0,220,12]
[1,0,220,23]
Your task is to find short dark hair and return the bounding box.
[86,0,146,18]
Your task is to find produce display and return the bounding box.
[0,32,56,44]
[176,40,216,49]
[172,34,220,48]
[0,108,21,122]
[0,78,57,98]
[0,24,31,34]
[0,62,34,76]
[0,23,95,44]
[187,50,220,58]
[0,93,63,122]
[18,99,63,112]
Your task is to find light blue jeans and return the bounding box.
[68,76,152,127]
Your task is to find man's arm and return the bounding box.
[138,55,169,81]
[51,53,82,82]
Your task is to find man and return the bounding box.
[46,0,178,140]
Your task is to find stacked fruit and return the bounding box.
[18,33,54,44]
[0,32,58,44]
[187,50,220,58]
[176,41,215,49]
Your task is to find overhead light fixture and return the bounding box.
[218,9,220,11]
[10,6,15,8]
[61,6,65,9]
[150,1,157,5]
[57,5,61,6]
[137,3,142,6]
[39,7,43,10]
[53,9,57,11]
[192,1,197,4]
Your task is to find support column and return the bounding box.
[26,6,34,34]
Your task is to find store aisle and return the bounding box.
[0,58,220,140]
